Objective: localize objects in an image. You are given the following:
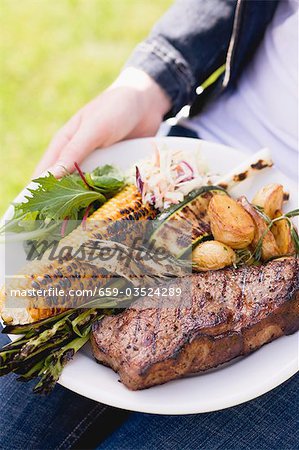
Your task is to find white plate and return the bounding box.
[1,137,298,414]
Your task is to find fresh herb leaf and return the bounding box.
[1,164,126,243]
[0,210,39,234]
[15,173,106,221]
[92,164,119,177]
[86,164,125,196]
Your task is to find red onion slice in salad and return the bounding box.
[135,166,144,195]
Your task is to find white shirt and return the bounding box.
[183,0,299,180]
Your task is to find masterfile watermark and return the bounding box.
[3,219,192,310]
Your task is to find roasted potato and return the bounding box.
[238,196,280,261]
[271,210,295,255]
[208,195,255,249]
[192,240,236,271]
[252,184,283,219]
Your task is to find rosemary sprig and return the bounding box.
[252,207,299,261]
[290,227,299,253]
[234,248,255,267]
[285,209,299,218]
[253,205,272,225]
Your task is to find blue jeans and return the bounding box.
[1,326,298,450]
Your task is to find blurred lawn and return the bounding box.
[0,0,172,215]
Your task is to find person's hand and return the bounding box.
[33,68,171,178]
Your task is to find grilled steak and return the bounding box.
[91,257,299,390]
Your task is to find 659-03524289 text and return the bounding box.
[8,285,183,300]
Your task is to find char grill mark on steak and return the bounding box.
[91,258,299,390]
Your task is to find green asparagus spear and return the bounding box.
[33,335,90,394]
[16,360,46,382]
[11,320,72,363]
[0,336,33,369]
[2,309,74,336]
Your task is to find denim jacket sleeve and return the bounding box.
[125,0,236,116]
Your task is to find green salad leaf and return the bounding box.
[17,173,106,221]
[85,164,125,196]
[0,164,126,242]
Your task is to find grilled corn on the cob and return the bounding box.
[1,185,157,324]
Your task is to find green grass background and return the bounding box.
[0,0,172,215]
